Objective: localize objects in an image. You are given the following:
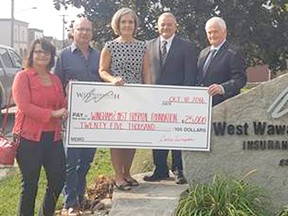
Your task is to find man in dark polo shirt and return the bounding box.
[53,17,100,215]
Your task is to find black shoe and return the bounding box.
[174,170,187,185]
[143,173,169,182]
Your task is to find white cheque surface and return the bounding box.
[66,81,212,151]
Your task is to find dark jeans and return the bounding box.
[152,149,183,176]
[63,147,96,209]
[16,132,66,216]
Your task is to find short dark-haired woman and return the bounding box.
[12,38,68,215]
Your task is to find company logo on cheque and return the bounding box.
[76,88,120,103]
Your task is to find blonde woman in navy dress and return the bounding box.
[99,7,152,191]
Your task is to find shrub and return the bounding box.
[279,206,288,216]
[175,173,272,216]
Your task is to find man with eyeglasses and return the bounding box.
[53,17,100,215]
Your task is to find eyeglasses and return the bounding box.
[76,28,92,33]
[34,50,51,55]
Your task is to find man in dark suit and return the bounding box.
[198,16,247,106]
[143,12,198,184]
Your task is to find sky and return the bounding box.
[0,0,83,40]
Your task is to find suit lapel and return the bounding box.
[162,36,177,69]
[152,38,162,83]
[199,47,210,82]
[200,48,210,71]
[202,42,228,79]
[208,42,227,67]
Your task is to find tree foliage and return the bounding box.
[53,0,288,71]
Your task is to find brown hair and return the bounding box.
[25,38,56,70]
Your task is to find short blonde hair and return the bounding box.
[111,7,139,36]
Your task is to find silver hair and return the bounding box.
[205,17,227,31]
[158,12,177,23]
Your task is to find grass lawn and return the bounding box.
[0,148,153,215]
[0,148,113,215]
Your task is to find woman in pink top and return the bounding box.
[12,38,68,216]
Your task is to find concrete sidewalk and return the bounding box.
[108,172,188,216]
[0,170,187,215]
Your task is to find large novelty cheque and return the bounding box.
[66,81,212,151]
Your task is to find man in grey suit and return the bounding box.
[143,12,198,184]
[197,16,247,106]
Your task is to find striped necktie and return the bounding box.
[161,40,168,66]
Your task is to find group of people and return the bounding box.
[11,7,246,216]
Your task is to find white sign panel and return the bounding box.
[66,81,212,151]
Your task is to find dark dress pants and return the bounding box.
[16,132,66,216]
[152,149,183,176]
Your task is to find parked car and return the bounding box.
[0,44,22,108]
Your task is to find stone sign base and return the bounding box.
[183,74,288,213]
